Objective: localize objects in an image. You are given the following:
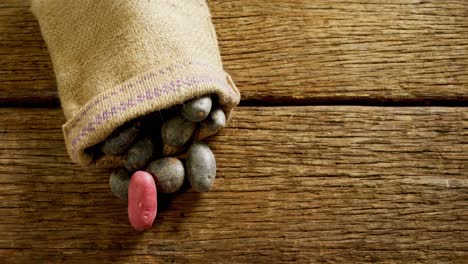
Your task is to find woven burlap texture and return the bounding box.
[31,0,241,167]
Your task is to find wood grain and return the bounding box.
[0,0,57,105]
[212,0,468,103]
[1,0,468,105]
[0,107,467,263]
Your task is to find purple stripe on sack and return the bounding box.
[65,61,234,135]
[65,61,195,133]
[70,75,233,157]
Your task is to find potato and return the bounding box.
[181,95,212,122]
[147,157,185,194]
[101,122,140,155]
[128,171,157,232]
[195,107,226,140]
[109,168,131,200]
[124,137,154,171]
[186,141,216,192]
[161,115,196,147]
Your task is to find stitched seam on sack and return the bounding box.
[70,74,235,157]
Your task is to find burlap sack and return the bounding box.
[31,0,241,167]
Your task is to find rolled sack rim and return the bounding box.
[62,59,241,167]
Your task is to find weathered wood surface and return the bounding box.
[1,0,468,105]
[0,107,466,263]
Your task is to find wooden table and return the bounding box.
[1,1,467,263]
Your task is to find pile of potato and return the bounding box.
[92,95,226,231]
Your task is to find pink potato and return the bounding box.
[128,171,157,231]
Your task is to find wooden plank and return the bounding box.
[1,0,468,105]
[0,0,57,105]
[0,106,467,263]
